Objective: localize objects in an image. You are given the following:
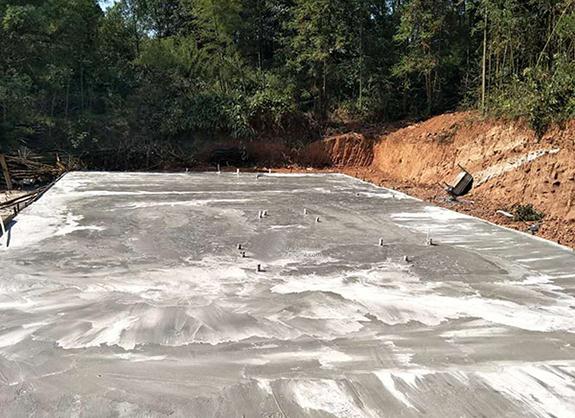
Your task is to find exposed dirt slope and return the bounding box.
[300,111,575,248]
[299,133,375,167]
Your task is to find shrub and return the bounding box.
[513,204,544,222]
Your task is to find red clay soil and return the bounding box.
[298,133,376,167]
[292,111,575,249]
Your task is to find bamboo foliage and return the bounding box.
[0,0,574,157]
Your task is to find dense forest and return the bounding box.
[1,0,574,159]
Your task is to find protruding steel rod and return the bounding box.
[379,238,384,246]
[425,229,433,246]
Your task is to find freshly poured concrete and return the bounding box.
[1,172,575,417]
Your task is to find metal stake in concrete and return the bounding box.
[257,264,263,272]
[263,210,268,217]
[241,251,246,258]
[304,208,308,215]
[404,255,411,263]
[237,244,243,250]
[315,216,320,223]
[379,238,384,247]
[258,211,263,219]
[425,229,433,246]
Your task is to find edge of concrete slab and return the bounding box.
[0,172,65,239]
[339,172,574,254]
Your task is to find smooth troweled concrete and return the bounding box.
[1,172,575,417]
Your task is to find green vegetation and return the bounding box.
[1,0,574,158]
[513,203,545,222]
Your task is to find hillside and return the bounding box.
[302,112,575,248]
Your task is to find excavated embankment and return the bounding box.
[300,112,575,248]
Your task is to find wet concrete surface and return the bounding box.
[1,172,575,417]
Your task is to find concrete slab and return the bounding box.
[1,172,575,417]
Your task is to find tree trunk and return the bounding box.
[481,12,487,114]
[0,154,12,190]
[322,60,327,117]
[358,20,364,108]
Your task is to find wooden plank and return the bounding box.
[0,154,13,190]
[0,189,41,209]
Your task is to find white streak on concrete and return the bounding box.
[478,365,575,418]
[271,267,575,333]
[374,371,415,408]
[290,379,368,418]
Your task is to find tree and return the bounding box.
[1,0,574,156]
[393,0,477,115]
